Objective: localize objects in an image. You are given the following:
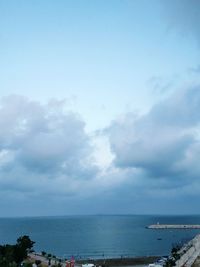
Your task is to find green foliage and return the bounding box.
[171,245,181,261]
[171,247,178,254]
[35,259,42,266]
[41,251,46,256]
[165,244,181,267]
[165,258,176,267]
[17,235,35,252]
[0,235,35,266]
[23,263,32,267]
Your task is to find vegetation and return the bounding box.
[165,244,182,267]
[0,235,35,267]
[41,251,46,256]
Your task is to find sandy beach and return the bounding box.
[28,253,159,267]
[76,256,159,266]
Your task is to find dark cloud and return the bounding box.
[108,87,200,186]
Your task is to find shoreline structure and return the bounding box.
[147,224,200,229]
[29,233,200,267]
[29,253,160,267]
[174,234,200,267]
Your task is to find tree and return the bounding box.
[14,236,35,264]
[0,235,35,266]
[41,251,46,256]
[35,259,41,266]
[17,236,35,251]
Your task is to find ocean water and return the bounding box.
[0,215,200,259]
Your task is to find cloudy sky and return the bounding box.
[0,0,200,216]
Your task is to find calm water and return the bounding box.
[0,215,200,259]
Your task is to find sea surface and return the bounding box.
[0,215,200,259]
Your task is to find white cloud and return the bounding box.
[0,96,99,196]
[0,95,133,204]
[2,87,200,215]
[108,87,200,193]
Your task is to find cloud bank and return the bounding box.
[1,87,200,215]
[108,87,200,194]
[0,95,101,198]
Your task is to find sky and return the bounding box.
[0,0,200,216]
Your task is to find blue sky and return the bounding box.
[0,0,200,216]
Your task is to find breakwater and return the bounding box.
[147,224,200,229]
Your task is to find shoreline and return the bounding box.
[28,253,160,267]
[29,253,160,267]
[76,256,160,266]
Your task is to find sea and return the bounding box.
[0,215,200,260]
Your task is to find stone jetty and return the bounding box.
[147,224,200,229]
